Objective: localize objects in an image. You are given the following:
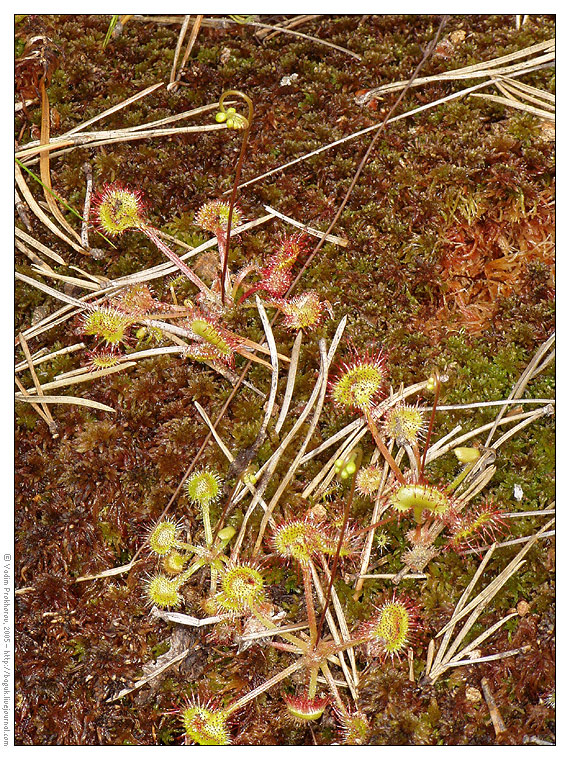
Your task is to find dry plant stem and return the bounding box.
[447,612,519,665]
[81,162,92,249]
[360,573,427,580]
[437,519,555,638]
[19,97,225,158]
[436,398,553,411]
[357,38,554,101]
[490,405,552,450]
[17,362,137,397]
[531,349,555,379]
[15,162,79,254]
[168,14,191,88]
[484,333,554,446]
[300,418,362,468]
[171,14,203,91]
[236,61,549,196]
[275,330,303,434]
[152,609,229,627]
[353,452,393,597]
[427,543,497,676]
[15,187,32,230]
[219,90,253,304]
[18,332,58,437]
[284,15,448,300]
[240,19,362,61]
[232,317,347,559]
[239,623,308,643]
[263,205,348,247]
[450,645,531,667]
[252,340,330,556]
[315,558,358,693]
[14,375,51,428]
[15,394,115,413]
[250,296,280,445]
[316,450,361,643]
[309,567,357,698]
[481,677,506,736]
[193,402,274,518]
[502,509,555,518]
[320,661,349,716]
[38,78,82,245]
[15,343,84,373]
[425,407,551,465]
[462,529,555,555]
[365,410,405,484]
[108,646,192,703]
[420,375,441,478]
[30,266,100,292]
[141,226,211,296]
[18,123,226,163]
[16,271,85,308]
[470,92,554,120]
[225,661,305,716]
[261,15,320,41]
[60,82,163,138]
[495,78,553,110]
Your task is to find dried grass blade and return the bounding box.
[107,647,192,703]
[60,82,164,137]
[173,14,203,88]
[168,14,191,87]
[253,340,330,554]
[14,375,51,426]
[15,394,116,412]
[357,39,554,99]
[452,612,519,663]
[18,332,58,435]
[430,544,497,673]
[275,330,303,434]
[15,345,53,372]
[236,73,545,193]
[484,333,554,446]
[309,560,358,700]
[243,19,362,60]
[19,362,136,396]
[30,267,100,291]
[15,163,82,253]
[39,79,82,243]
[437,519,554,637]
[16,271,85,308]
[426,407,551,464]
[263,205,348,246]
[15,227,66,265]
[16,240,51,270]
[470,92,554,120]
